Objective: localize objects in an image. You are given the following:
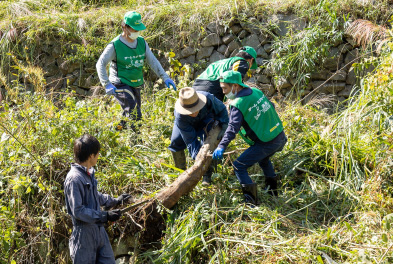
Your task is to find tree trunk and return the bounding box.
[155,126,220,209]
[118,127,221,251]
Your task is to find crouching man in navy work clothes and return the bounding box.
[212,71,287,205]
[168,87,229,185]
[64,134,131,263]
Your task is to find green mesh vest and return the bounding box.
[197,57,247,81]
[230,88,283,145]
[112,36,146,87]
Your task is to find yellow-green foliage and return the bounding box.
[1,0,393,263]
[1,43,393,262]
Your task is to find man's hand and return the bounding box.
[212,148,225,160]
[107,209,121,222]
[105,83,117,95]
[218,123,228,140]
[116,193,132,206]
[164,79,177,91]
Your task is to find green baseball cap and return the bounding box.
[219,71,249,88]
[124,11,146,31]
[240,46,258,69]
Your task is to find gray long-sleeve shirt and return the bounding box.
[96,35,170,86]
[64,163,118,226]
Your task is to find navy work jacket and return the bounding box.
[174,91,229,159]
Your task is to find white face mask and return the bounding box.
[128,30,140,40]
[225,85,237,100]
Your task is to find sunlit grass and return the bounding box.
[1,49,393,262]
[1,0,393,263]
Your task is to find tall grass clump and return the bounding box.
[268,0,348,92]
[267,0,392,96]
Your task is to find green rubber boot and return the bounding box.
[171,150,186,170]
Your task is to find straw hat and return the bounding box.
[175,87,207,115]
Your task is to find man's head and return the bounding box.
[235,46,258,70]
[219,71,249,99]
[175,87,207,117]
[73,134,101,165]
[122,11,146,40]
[123,11,146,31]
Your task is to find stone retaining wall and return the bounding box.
[2,13,376,102]
[175,15,375,103]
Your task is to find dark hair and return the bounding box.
[235,51,253,60]
[73,134,101,163]
[121,21,131,28]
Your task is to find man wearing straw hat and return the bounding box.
[168,88,229,185]
[212,71,287,205]
[97,11,176,131]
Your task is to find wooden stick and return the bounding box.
[206,147,248,157]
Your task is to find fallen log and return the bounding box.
[113,126,221,252]
[155,126,221,209]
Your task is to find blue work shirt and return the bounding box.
[174,91,229,159]
[64,163,118,226]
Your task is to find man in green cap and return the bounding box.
[212,70,287,206]
[97,11,177,131]
[192,46,258,101]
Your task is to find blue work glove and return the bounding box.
[164,78,177,91]
[212,147,225,160]
[105,83,117,95]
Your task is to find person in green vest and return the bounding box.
[96,11,176,131]
[192,46,258,101]
[212,71,287,205]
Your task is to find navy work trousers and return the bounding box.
[114,83,142,121]
[168,121,214,160]
[193,79,224,101]
[69,225,115,264]
[168,125,207,154]
[233,131,287,184]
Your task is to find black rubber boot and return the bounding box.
[202,166,212,186]
[202,174,212,186]
[129,121,142,133]
[241,183,259,206]
[171,150,186,170]
[202,160,218,186]
[265,177,278,196]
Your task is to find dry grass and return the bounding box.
[306,94,338,109]
[345,19,389,49]
[6,1,34,17]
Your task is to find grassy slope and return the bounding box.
[1,0,393,263]
[0,0,392,62]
